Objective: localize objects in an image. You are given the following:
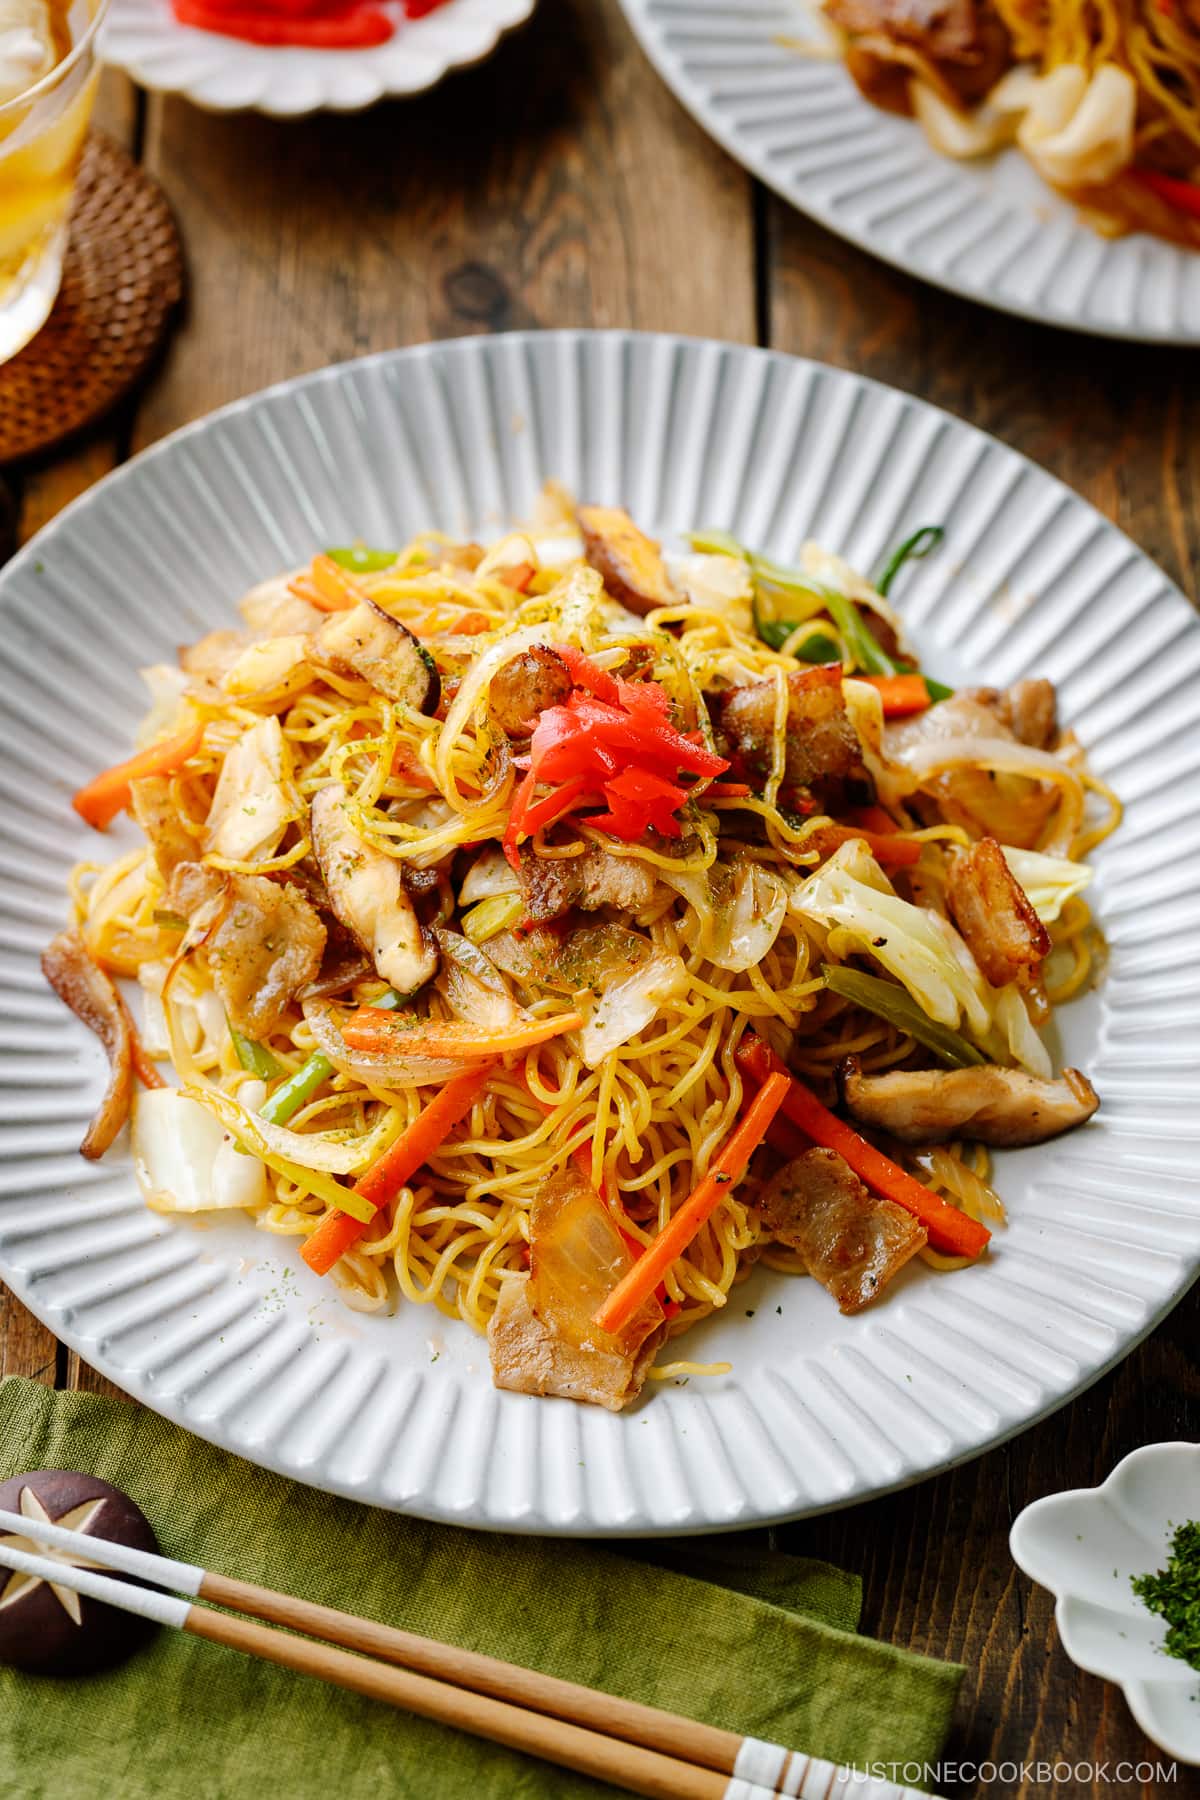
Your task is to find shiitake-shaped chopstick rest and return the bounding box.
[0,1470,160,1675]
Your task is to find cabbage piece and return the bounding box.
[458,845,521,905]
[434,928,518,1030]
[136,664,190,747]
[1001,847,1093,923]
[792,840,1051,1074]
[1018,64,1136,189]
[133,1087,268,1214]
[138,960,225,1060]
[663,551,755,634]
[910,65,1037,159]
[561,924,688,1067]
[222,634,313,703]
[664,860,788,973]
[793,840,992,1034]
[202,715,301,864]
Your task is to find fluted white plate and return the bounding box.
[619,0,1200,343]
[2,331,1198,1534]
[99,0,535,115]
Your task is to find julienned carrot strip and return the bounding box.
[860,673,931,717]
[342,1008,584,1059]
[496,562,536,593]
[766,1114,808,1161]
[72,722,205,831]
[308,554,364,612]
[844,804,899,835]
[301,1062,496,1277]
[735,1035,990,1259]
[815,824,922,869]
[592,1072,790,1337]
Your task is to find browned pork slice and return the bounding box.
[42,930,136,1160]
[519,844,659,924]
[962,678,1057,750]
[946,836,1049,990]
[488,1281,666,1411]
[129,774,198,881]
[167,863,325,1040]
[826,0,1012,110]
[487,647,572,735]
[719,663,868,802]
[759,1147,927,1313]
[840,1060,1099,1146]
[577,506,676,616]
[488,1169,668,1410]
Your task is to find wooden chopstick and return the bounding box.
[0,1539,761,1800]
[0,1507,940,1800]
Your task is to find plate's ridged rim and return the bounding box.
[99,0,536,115]
[617,0,1200,345]
[1,329,1198,1535]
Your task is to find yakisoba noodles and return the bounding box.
[48,496,1118,1410]
[815,0,1200,247]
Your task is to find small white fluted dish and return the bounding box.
[1011,1444,1200,1764]
[99,0,535,115]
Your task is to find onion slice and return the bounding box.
[302,996,465,1088]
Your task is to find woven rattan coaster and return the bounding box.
[0,131,183,464]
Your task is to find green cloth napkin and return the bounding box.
[0,1377,962,1798]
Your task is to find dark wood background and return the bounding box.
[3,4,1198,1794]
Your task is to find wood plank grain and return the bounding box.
[14,71,140,550]
[0,1287,56,1386]
[64,1351,128,1400]
[762,211,1200,605]
[133,0,755,444]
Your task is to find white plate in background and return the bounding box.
[618,0,1200,342]
[1,330,1198,1533]
[100,0,534,115]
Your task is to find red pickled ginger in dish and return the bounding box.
[172,0,447,50]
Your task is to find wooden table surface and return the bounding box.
[4,5,1198,1796]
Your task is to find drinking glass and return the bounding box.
[0,0,109,364]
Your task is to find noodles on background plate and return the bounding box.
[813,0,1200,246]
[47,494,1118,1411]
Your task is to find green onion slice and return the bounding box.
[876,525,945,599]
[822,963,984,1069]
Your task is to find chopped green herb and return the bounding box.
[152,909,189,931]
[1132,1520,1200,1672]
[876,525,945,599]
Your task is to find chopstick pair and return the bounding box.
[0,1505,936,1800]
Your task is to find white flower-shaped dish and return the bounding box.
[1011,1443,1200,1765]
[99,0,535,115]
